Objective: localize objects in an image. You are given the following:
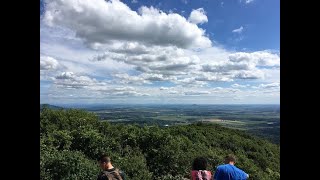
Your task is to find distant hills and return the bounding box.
[40,104,65,110]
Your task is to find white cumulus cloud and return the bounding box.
[43,0,211,48]
[40,56,59,70]
[229,51,280,67]
[54,72,106,89]
[188,8,208,24]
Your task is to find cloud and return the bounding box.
[113,91,149,96]
[89,44,278,85]
[174,77,209,87]
[54,72,106,89]
[260,67,280,82]
[40,55,64,81]
[52,71,151,97]
[231,83,250,88]
[198,50,278,81]
[43,0,211,48]
[131,0,138,3]
[143,73,170,81]
[42,0,278,83]
[112,73,150,85]
[232,26,244,33]
[258,82,280,89]
[55,72,75,80]
[43,77,279,105]
[95,86,150,97]
[167,90,179,94]
[184,90,210,96]
[41,27,279,100]
[91,43,200,77]
[234,70,264,79]
[202,62,252,72]
[242,0,254,4]
[41,26,135,79]
[251,82,280,95]
[188,8,208,24]
[108,42,150,55]
[228,51,280,66]
[41,0,280,104]
[194,74,233,82]
[40,56,59,70]
[160,87,169,90]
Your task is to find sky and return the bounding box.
[40,0,280,105]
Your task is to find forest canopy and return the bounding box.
[40,108,280,180]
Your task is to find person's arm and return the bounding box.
[213,167,220,180]
[239,169,249,179]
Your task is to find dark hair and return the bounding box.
[224,154,236,163]
[97,154,111,163]
[192,157,208,170]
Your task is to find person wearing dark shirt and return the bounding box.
[97,154,126,180]
[213,154,249,180]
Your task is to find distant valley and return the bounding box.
[41,104,280,144]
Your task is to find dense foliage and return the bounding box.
[40,108,280,180]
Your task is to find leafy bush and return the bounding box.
[40,148,99,180]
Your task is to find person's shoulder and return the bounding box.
[234,165,245,171]
[105,168,116,172]
[217,164,227,169]
[204,170,212,175]
[115,168,124,174]
[232,166,247,175]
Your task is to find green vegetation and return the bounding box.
[41,108,280,180]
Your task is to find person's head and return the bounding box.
[224,154,236,165]
[97,154,113,170]
[192,157,208,170]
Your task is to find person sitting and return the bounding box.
[191,157,212,180]
[213,154,249,180]
[97,154,126,180]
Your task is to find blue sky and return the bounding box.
[120,0,280,51]
[40,0,279,104]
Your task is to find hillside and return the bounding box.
[40,104,64,110]
[40,108,280,180]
